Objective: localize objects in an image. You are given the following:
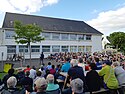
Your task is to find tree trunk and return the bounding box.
[28,42,32,66]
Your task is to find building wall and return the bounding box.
[92,35,102,53]
[0,29,102,59]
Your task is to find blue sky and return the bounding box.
[0,0,125,36]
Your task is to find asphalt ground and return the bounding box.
[2,58,59,69]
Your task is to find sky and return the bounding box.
[0,0,125,36]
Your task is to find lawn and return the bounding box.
[0,72,7,79]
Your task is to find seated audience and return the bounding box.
[78,58,85,71]
[24,65,31,73]
[86,63,101,92]
[20,70,33,92]
[112,61,125,94]
[94,57,102,70]
[1,76,24,94]
[70,78,84,94]
[2,68,18,89]
[29,66,37,79]
[34,71,43,83]
[61,57,71,72]
[34,78,48,94]
[46,74,60,94]
[46,62,52,70]
[68,59,88,92]
[49,65,56,75]
[39,65,46,77]
[99,60,118,93]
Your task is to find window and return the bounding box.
[31,46,40,52]
[78,34,84,41]
[86,46,92,52]
[78,46,84,52]
[42,46,50,52]
[70,34,77,40]
[61,46,68,52]
[7,45,16,53]
[86,35,91,40]
[52,45,60,52]
[70,46,77,52]
[61,33,69,40]
[42,32,51,40]
[5,30,15,39]
[52,33,60,40]
[19,45,28,53]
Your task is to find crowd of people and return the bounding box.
[0,51,125,94]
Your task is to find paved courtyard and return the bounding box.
[2,58,58,69]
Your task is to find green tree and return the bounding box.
[14,21,44,66]
[109,32,125,53]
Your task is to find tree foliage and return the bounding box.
[109,32,125,53]
[14,21,44,65]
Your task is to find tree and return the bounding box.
[14,21,44,66]
[109,32,125,53]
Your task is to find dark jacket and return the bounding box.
[86,70,101,92]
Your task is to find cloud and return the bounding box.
[91,9,98,14]
[0,0,59,14]
[87,6,125,36]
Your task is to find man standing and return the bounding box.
[40,52,44,65]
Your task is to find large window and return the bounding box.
[70,46,77,52]
[78,46,84,52]
[42,46,50,52]
[52,45,60,52]
[61,33,69,40]
[70,34,77,40]
[86,35,91,40]
[31,46,40,52]
[52,33,60,40]
[61,46,68,52]
[5,30,15,39]
[19,45,28,53]
[86,46,92,52]
[78,34,84,41]
[7,45,16,53]
[42,32,51,40]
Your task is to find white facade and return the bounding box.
[0,29,102,59]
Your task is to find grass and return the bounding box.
[0,72,7,79]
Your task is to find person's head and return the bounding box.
[71,78,84,93]
[89,63,97,70]
[46,74,54,83]
[70,59,78,67]
[32,66,36,70]
[35,78,47,92]
[8,68,15,75]
[78,58,83,63]
[103,60,112,66]
[7,76,17,88]
[48,62,51,65]
[27,65,30,68]
[52,65,55,69]
[36,71,42,77]
[94,57,99,63]
[112,61,120,67]
[65,57,70,62]
[25,70,30,77]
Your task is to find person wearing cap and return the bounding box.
[34,78,48,94]
[70,78,84,94]
[99,60,119,93]
[46,74,60,94]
